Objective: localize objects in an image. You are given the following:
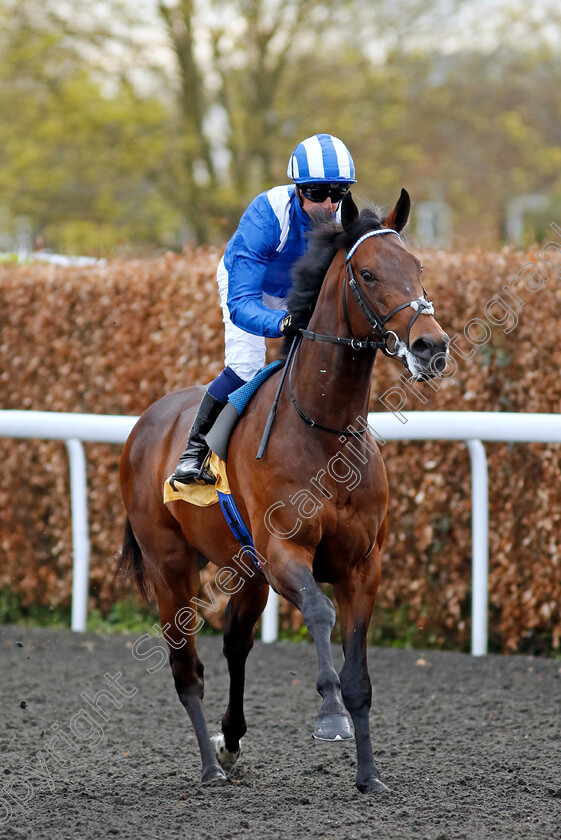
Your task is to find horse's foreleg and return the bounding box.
[334,548,385,793]
[266,543,352,742]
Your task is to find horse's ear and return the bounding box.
[341,191,359,231]
[384,188,411,232]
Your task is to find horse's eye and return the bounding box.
[360,269,375,283]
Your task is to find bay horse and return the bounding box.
[118,189,449,793]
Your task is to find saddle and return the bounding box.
[205,359,284,460]
[163,361,284,573]
[164,359,284,508]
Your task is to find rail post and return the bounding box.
[261,589,279,643]
[65,439,90,632]
[466,439,489,656]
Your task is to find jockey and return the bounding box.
[170,133,356,487]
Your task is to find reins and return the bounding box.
[256,226,437,455]
[304,228,435,359]
[289,228,435,436]
[287,341,370,436]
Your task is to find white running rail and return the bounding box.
[1,410,560,654]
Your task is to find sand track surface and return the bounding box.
[1,626,560,840]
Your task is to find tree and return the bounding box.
[0,0,175,254]
[154,0,346,241]
[2,0,561,251]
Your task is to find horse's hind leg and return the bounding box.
[213,574,269,767]
[139,522,226,784]
[167,633,226,784]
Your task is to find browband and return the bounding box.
[345,229,401,261]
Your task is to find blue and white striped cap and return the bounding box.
[287,134,356,184]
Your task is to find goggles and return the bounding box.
[299,183,350,204]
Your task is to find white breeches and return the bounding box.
[216,256,287,382]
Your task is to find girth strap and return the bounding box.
[217,490,264,575]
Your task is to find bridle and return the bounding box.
[300,228,434,356]
[288,227,436,435]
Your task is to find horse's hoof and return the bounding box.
[201,764,227,785]
[356,776,390,794]
[211,733,242,769]
[313,713,354,741]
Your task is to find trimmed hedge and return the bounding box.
[1,241,560,651]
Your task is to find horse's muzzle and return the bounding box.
[410,333,450,378]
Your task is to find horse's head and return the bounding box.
[341,189,449,379]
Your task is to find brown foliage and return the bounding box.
[1,243,560,650]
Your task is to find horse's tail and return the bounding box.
[116,516,152,603]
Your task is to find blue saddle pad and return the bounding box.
[205,359,285,463]
[227,360,284,415]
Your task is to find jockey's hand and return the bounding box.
[280,313,308,339]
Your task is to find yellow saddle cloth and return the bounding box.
[163,452,231,507]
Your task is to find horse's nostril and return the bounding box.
[433,354,446,373]
[411,337,434,360]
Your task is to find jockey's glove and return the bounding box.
[280,312,309,339]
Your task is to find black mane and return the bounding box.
[281,206,385,355]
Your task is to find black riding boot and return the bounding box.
[169,391,225,487]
